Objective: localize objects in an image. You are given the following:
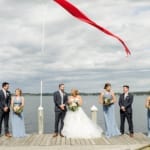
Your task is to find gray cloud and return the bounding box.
[0,0,150,93]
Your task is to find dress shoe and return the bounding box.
[5,133,12,137]
[53,133,58,138]
[60,133,65,137]
[120,132,124,135]
[129,133,134,138]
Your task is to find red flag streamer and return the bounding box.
[54,0,131,55]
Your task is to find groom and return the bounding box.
[0,82,12,137]
[53,83,68,137]
[119,85,134,137]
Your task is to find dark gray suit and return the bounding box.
[0,90,11,135]
[53,91,68,133]
[119,93,134,134]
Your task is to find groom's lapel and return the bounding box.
[1,90,6,100]
[63,92,67,101]
[122,94,125,101]
[57,91,61,100]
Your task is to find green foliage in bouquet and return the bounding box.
[103,98,112,106]
[13,106,23,114]
[68,102,79,112]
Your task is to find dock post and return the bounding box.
[38,106,44,134]
[91,105,98,124]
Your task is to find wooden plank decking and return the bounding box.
[0,133,149,150]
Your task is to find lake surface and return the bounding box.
[10,95,149,134]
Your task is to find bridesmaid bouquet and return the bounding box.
[68,101,79,112]
[103,98,112,106]
[13,106,23,114]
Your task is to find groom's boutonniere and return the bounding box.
[6,92,10,97]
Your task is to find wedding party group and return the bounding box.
[53,83,150,139]
[0,82,150,139]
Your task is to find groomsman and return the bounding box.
[53,84,68,137]
[0,82,12,137]
[119,85,134,137]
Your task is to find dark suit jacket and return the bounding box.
[0,90,11,111]
[119,93,134,113]
[53,91,68,112]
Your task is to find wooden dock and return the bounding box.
[0,133,149,150]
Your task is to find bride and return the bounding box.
[62,89,103,138]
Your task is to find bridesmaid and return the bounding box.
[99,83,120,138]
[145,96,150,137]
[11,88,26,138]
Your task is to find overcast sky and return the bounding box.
[0,0,150,93]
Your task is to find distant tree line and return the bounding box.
[16,91,150,96]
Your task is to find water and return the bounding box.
[11,95,149,134]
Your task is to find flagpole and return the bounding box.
[38,80,44,134]
[38,3,47,134]
[40,80,43,107]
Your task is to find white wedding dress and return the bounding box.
[62,98,103,138]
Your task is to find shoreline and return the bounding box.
[19,91,150,96]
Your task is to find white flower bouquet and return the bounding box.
[13,106,23,114]
[103,98,112,106]
[68,101,79,112]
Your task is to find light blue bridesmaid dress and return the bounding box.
[11,97,26,138]
[103,90,120,138]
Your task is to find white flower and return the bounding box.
[72,102,77,107]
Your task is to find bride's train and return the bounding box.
[62,107,103,138]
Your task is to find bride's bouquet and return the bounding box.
[68,101,79,112]
[13,105,23,114]
[103,98,112,106]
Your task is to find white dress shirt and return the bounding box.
[59,90,64,105]
[2,88,7,98]
[124,92,129,100]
